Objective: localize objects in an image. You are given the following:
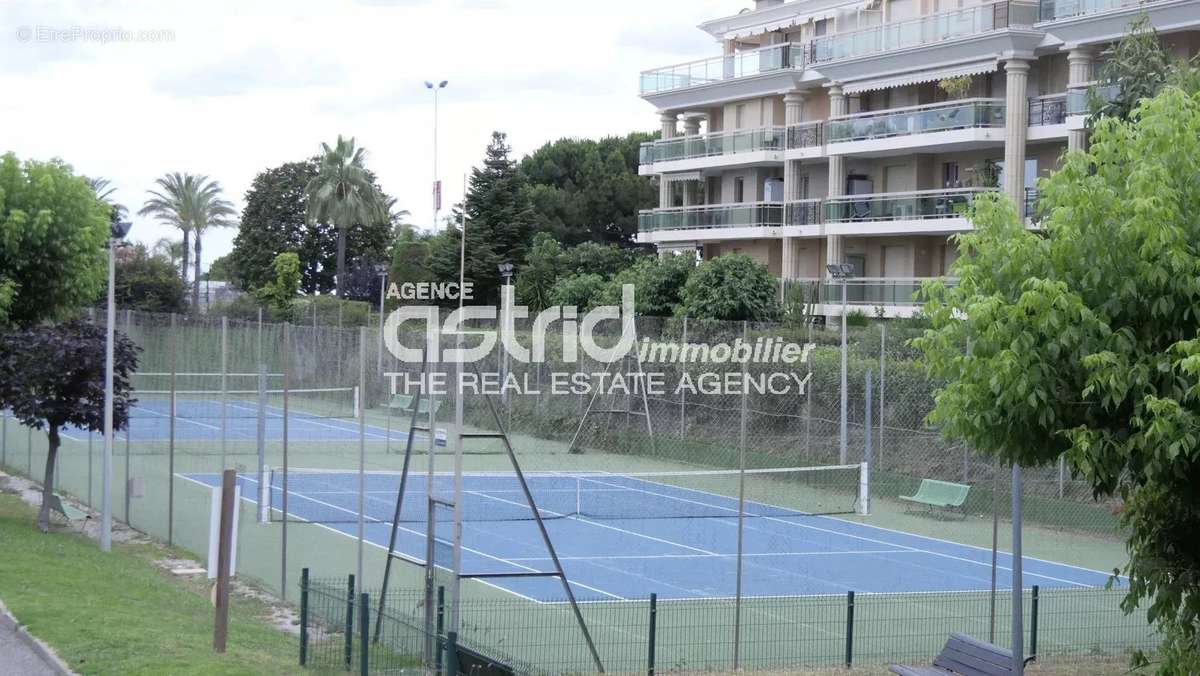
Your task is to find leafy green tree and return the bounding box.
[255,252,302,321]
[914,86,1200,671]
[389,224,434,289]
[675,254,780,321]
[597,254,694,316]
[231,159,390,295]
[204,253,235,281]
[138,173,236,313]
[85,177,128,223]
[0,153,110,327]
[306,136,386,297]
[113,244,187,313]
[550,273,607,311]
[429,133,533,304]
[520,133,657,246]
[515,233,567,312]
[0,320,139,531]
[151,237,184,271]
[1089,16,1170,122]
[563,241,643,278]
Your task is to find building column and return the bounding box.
[1003,59,1030,208]
[659,111,677,208]
[1067,48,1093,152]
[782,90,807,280]
[681,115,702,207]
[826,84,846,267]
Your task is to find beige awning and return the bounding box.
[843,60,998,94]
[724,0,873,40]
[661,171,703,183]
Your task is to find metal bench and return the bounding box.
[890,633,1026,675]
[46,494,89,525]
[898,479,970,517]
[387,394,441,418]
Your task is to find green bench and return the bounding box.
[47,494,90,525]
[899,479,971,518]
[386,394,447,447]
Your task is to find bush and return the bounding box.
[675,253,781,321]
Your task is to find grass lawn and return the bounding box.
[0,491,317,675]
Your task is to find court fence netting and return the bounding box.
[0,308,1158,673]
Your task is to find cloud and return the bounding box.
[154,46,346,98]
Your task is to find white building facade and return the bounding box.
[638,0,1200,317]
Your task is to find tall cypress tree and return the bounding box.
[429,132,533,304]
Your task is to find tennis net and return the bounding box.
[131,386,359,420]
[266,464,867,524]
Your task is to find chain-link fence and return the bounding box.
[0,308,1150,674]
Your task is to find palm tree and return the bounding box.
[139,173,236,313]
[86,177,128,223]
[139,173,197,288]
[151,237,185,268]
[305,136,384,296]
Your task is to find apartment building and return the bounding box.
[637,0,1200,317]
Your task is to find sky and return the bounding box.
[1,0,738,272]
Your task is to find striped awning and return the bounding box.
[661,171,703,183]
[843,60,999,94]
[724,0,875,40]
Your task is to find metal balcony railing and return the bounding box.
[1029,94,1067,125]
[808,1,1038,63]
[639,127,786,165]
[785,277,959,307]
[786,199,822,226]
[639,43,803,95]
[786,122,824,149]
[825,99,1005,143]
[638,202,785,232]
[824,188,991,223]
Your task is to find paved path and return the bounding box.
[0,601,69,676]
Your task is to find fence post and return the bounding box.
[299,568,309,666]
[436,586,445,675]
[647,593,658,676]
[844,590,855,668]
[345,574,356,669]
[1030,585,1039,661]
[359,592,370,676]
[445,631,459,676]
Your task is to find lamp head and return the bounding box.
[439,80,448,88]
[424,81,433,89]
[826,263,854,279]
[111,220,132,239]
[497,262,514,278]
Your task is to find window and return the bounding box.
[943,162,960,188]
[734,177,745,202]
[814,19,828,36]
[735,104,747,129]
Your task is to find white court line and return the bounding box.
[133,403,221,431]
[583,474,1100,589]
[224,402,391,440]
[509,549,911,562]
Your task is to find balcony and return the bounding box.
[786,122,823,150]
[786,199,822,226]
[808,1,1039,64]
[639,43,802,96]
[1028,94,1066,125]
[826,99,1005,145]
[639,127,785,169]
[824,188,989,231]
[637,202,785,241]
[784,277,958,316]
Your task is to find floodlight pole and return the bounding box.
[101,220,131,552]
[425,79,448,231]
[376,267,388,375]
[498,263,514,406]
[827,263,852,464]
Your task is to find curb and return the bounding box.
[0,598,76,676]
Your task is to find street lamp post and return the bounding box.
[376,264,388,375]
[425,80,448,231]
[827,263,855,465]
[497,262,515,405]
[101,219,132,552]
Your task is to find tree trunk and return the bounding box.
[192,232,203,314]
[335,225,347,297]
[180,230,191,288]
[37,427,60,533]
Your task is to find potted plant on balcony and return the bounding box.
[936,75,974,128]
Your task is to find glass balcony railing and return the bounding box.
[638,202,785,232]
[639,127,786,165]
[824,188,990,223]
[825,99,1005,143]
[1066,83,1119,115]
[809,1,1038,63]
[639,43,802,95]
[1039,0,1164,22]
[1029,94,1067,125]
[786,122,823,149]
[819,277,959,306]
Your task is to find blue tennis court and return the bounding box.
[179,468,1115,603]
[65,394,444,444]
